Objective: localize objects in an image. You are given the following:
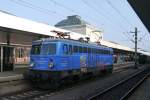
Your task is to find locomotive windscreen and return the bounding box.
[31,44,56,55]
[42,43,56,55]
[31,44,41,55]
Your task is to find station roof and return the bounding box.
[128,0,150,33]
[0,11,68,37]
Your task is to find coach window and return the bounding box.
[73,46,78,53]
[88,48,91,53]
[108,50,110,55]
[100,49,102,54]
[104,50,106,54]
[105,50,107,54]
[101,49,103,54]
[79,46,82,53]
[110,50,112,55]
[91,48,94,54]
[69,45,72,55]
[96,49,98,54]
[97,49,99,54]
[94,49,97,54]
[63,44,68,55]
[83,47,87,53]
[92,48,94,54]
[96,49,99,54]
[104,50,107,54]
[106,50,108,54]
[107,50,109,54]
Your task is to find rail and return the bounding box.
[87,67,150,100]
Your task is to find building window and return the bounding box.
[15,47,30,64]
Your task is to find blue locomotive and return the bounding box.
[26,38,113,88]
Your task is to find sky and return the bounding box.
[0,0,150,52]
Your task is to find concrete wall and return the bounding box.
[59,25,86,35]
[86,25,103,41]
[10,33,33,45]
[57,24,103,42]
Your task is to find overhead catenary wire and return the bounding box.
[92,0,131,31]
[9,0,65,18]
[105,0,134,28]
[81,0,133,42]
[48,0,104,28]
[123,32,134,43]
[49,0,78,14]
[81,0,129,31]
[81,0,112,23]
[105,0,150,49]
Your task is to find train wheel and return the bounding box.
[108,68,113,73]
[72,75,79,83]
[37,79,60,90]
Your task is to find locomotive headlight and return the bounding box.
[48,62,54,68]
[30,62,34,67]
[48,59,54,68]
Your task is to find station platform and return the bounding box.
[0,62,134,83]
[0,68,27,83]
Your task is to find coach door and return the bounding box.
[3,46,14,71]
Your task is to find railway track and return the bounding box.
[87,67,150,100]
[0,65,135,100]
[0,89,53,100]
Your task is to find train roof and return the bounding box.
[33,38,112,50]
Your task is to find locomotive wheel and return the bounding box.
[108,68,113,73]
[37,79,60,90]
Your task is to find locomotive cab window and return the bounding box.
[31,44,41,55]
[42,43,56,55]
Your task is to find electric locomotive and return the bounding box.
[26,38,113,88]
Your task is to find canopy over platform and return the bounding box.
[128,0,150,33]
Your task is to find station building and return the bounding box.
[55,15,103,42]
